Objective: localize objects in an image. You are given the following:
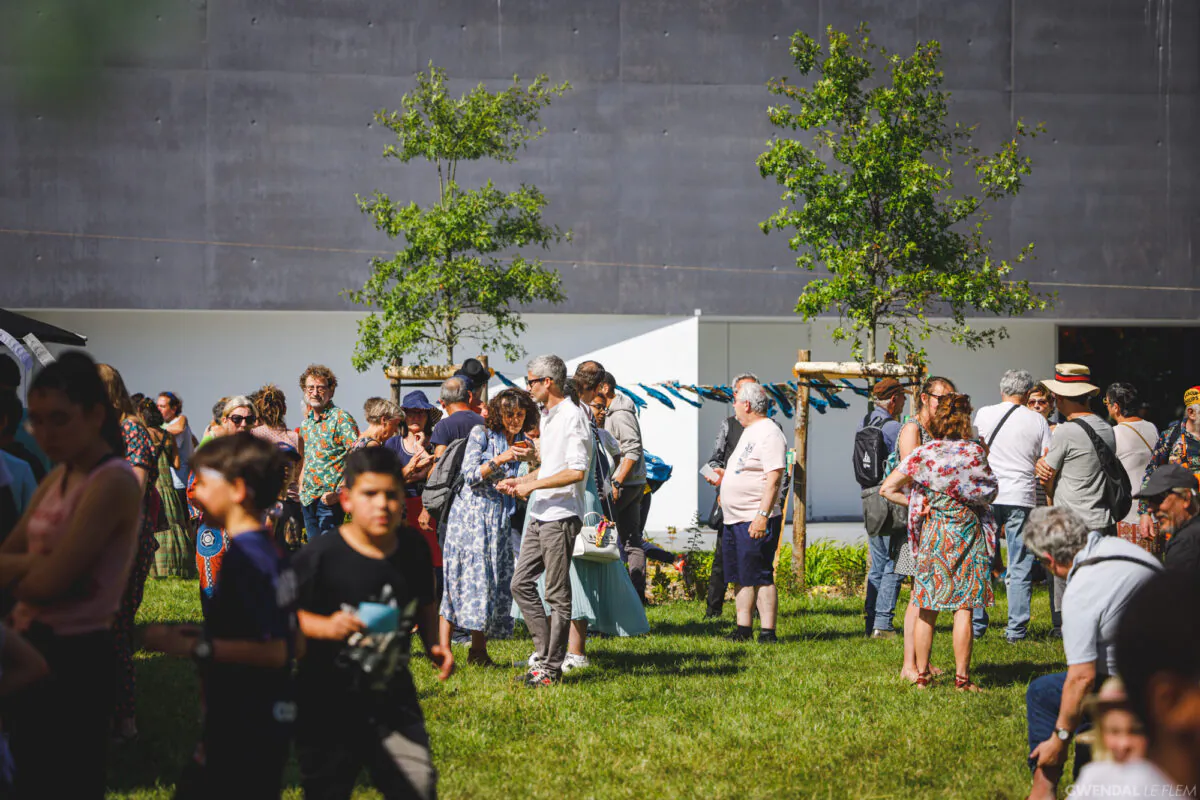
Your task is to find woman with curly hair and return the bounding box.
[250,383,305,550]
[97,363,161,741]
[438,388,539,666]
[137,398,194,578]
[881,393,998,692]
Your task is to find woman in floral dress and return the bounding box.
[881,394,997,692]
[98,363,162,740]
[439,389,539,666]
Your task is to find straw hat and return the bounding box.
[1040,364,1100,398]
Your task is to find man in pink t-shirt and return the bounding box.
[718,382,788,643]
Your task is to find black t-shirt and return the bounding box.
[429,410,485,449]
[291,526,434,718]
[202,529,297,732]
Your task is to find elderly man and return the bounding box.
[858,377,906,639]
[501,355,591,687]
[429,376,485,459]
[298,364,359,539]
[1022,506,1161,800]
[1138,386,1200,538]
[1072,572,1200,792]
[1035,364,1117,537]
[703,372,762,619]
[720,382,788,644]
[1136,463,1200,573]
[973,369,1052,643]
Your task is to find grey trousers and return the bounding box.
[613,486,647,600]
[510,516,582,678]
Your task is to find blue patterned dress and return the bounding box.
[439,425,520,637]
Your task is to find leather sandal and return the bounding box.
[954,674,982,692]
[914,670,933,689]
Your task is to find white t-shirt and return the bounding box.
[527,399,593,523]
[974,401,1052,508]
[1072,759,1181,797]
[1063,532,1161,675]
[1113,420,1159,523]
[719,418,787,525]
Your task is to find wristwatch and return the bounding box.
[193,638,214,664]
[612,480,624,490]
[757,510,770,519]
[1054,728,1072,742]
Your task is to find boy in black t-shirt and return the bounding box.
[145,433,299,799]
[292,446,453,800]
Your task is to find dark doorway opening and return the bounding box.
[1057,326,1200,428]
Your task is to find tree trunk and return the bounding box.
[866,320,877,366]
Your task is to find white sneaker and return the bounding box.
[561,653,590,672]
[527,652,541,668]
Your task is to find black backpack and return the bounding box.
[1069,418,1133,523]
[852,413,891,488]
[420,437,470,525]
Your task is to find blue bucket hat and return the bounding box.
[400,390,442,424]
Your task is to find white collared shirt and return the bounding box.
[528,399,593,522]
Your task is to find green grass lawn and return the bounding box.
[112,578,1067,799]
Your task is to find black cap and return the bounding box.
[453,357,489,391]
[1134,463,1198,498]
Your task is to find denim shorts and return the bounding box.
[721,518,783,587]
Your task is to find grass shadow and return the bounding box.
[570,649,748,681]
[971,660,1062,688]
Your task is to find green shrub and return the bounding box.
[777,541,868,597]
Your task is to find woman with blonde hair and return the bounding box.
[250,384,305,550]
[881,393,998,691]
[96,363,161,741]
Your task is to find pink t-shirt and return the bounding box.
[719,418,788,524]
[14,459,141,635]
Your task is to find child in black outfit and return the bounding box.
[145,433,299,798]
[292,446,453,800]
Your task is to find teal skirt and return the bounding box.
[512,556,649,637]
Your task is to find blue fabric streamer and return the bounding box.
[494,371,520,389]
[661,383,703,408]
[638,384,676,410]
[765,384,795,418]
[616,385,647,410]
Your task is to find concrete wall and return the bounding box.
[2,1,1197,319]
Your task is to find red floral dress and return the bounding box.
[902,439,998,612]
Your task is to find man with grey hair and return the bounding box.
[719,381,788,643]
[703,371,762,618]
[500,354,592,687]
[1021,506,1161,800]
[1137,385,1200,539]
[417,375,487,532]
[972,369,1052,642]
[1136,463,1200,573]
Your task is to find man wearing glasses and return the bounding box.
[298,365,359,540]
[1139,463,1200,573]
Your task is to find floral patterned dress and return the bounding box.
[439,425,520,637]
[902,439,998,612]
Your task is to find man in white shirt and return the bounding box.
[1021,507,1161,800]
[501,354,592,688]
[973,369,1052,643]
[1073,571,1200,796]
[719,383,788,644]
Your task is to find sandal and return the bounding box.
[954,674,982,692]
[914,670,932,689]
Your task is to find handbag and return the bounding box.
[572,510,621,563]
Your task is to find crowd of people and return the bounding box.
[0,350,1196,798]
[860,363,1199,797]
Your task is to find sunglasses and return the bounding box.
[1028,398,1049,406]
[525,376,551,388]
[227,414,257,426]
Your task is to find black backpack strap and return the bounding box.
[1073,554,1163,573]
[986,404,1021,449]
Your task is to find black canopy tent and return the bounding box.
[0,308,87,346]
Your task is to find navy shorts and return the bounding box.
[721,518,782,587]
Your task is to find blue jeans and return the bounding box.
[972,506,1029,638]
[302,499,344,540]
[1026,671,1093,777]
[864,532,903,633]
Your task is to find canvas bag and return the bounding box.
[573,427,622,563]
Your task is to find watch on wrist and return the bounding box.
[612,480,623,489]
[1054,728,1072,742]
[757,510,770,519]
[193,638,214,664]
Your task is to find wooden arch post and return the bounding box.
[789,357,924,589]
[384,355,491,406]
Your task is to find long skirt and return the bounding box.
[152,459,195,577]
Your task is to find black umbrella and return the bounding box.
[0,309,87,347]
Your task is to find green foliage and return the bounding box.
[349,65,571,368]
[758,24,1052,362]
[774,541,868,597]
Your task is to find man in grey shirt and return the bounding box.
[1035,365,1117,536]
[1022,506,1161,799]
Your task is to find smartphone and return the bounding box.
[699,463,718,481]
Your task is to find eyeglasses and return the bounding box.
[304,385,329,394]
[926,392,952,400]
[1028,399,1049,407]
[525,376,550,388]
[227,414,257,426]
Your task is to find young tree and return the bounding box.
[349,64,570,369]
[758,25,1051,363]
